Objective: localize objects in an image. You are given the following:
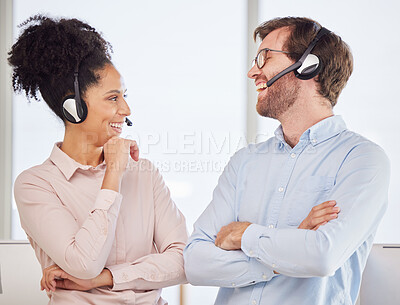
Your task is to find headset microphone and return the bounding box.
[266,27,331,87]
[125,118,133,126]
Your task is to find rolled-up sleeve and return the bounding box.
[14,172,122,279]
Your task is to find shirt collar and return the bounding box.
[274,115,347,147]
[49,142,106,180]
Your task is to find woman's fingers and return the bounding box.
[41,264,57,292]
[129,140,139,161]
[41,265,51,291]
[41,264,83,293]
[55,278,70,290]
[44,265,65,292]
[40,276,45,291]
[103,137,140,170]
[46,267,58,291]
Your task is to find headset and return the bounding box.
[61,63,133,126]
[62,63,88,124]
[266,26,331,87]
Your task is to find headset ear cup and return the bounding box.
[295,54,322,80]
[295,63,322,80]
[62,95,88,124]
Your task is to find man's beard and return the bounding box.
[256,73,300,119]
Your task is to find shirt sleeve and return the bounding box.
[107,165,188,291]
[241,143,390,278]
[14,171,122,279]
[184,150,277,288]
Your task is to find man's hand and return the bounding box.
[40,265,113,293]
[298,200,340,230]
[215,221,252,250]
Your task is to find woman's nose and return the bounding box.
[120,97,131,117]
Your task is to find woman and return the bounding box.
[9,15,187,304]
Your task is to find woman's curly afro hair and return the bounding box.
[8,15,113,121]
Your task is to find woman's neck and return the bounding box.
[60,129,104,167]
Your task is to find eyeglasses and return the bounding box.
[253,48,290,69]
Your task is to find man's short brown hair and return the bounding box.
[254,17,353,107]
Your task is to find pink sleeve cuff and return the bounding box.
[107,263,139,291]
[91,189,123,212]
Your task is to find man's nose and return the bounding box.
[247,64,261,79]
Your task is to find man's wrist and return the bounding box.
[238,222,252,248]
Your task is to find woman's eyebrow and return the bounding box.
[103,89,121,95]
[103,88,127,95]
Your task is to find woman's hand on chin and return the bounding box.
[40,265,113,293]
[103,137,139,173]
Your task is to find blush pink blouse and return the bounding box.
[14,143,188,305]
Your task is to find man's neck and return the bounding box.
[279,99,333,148]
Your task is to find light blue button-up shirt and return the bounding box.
[184,115,390,305]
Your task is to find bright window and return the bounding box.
[11,0,247,303]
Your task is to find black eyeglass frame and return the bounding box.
[254,48,291,69]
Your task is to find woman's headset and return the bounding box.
[62,63,88,124]
[266,26,331,87]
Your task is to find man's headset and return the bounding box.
[62,63,132,126]
[266,27,331,87]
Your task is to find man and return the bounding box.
[184,17,390,305]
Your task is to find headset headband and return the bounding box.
[73,62,83,118]
[297,27,330,64]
